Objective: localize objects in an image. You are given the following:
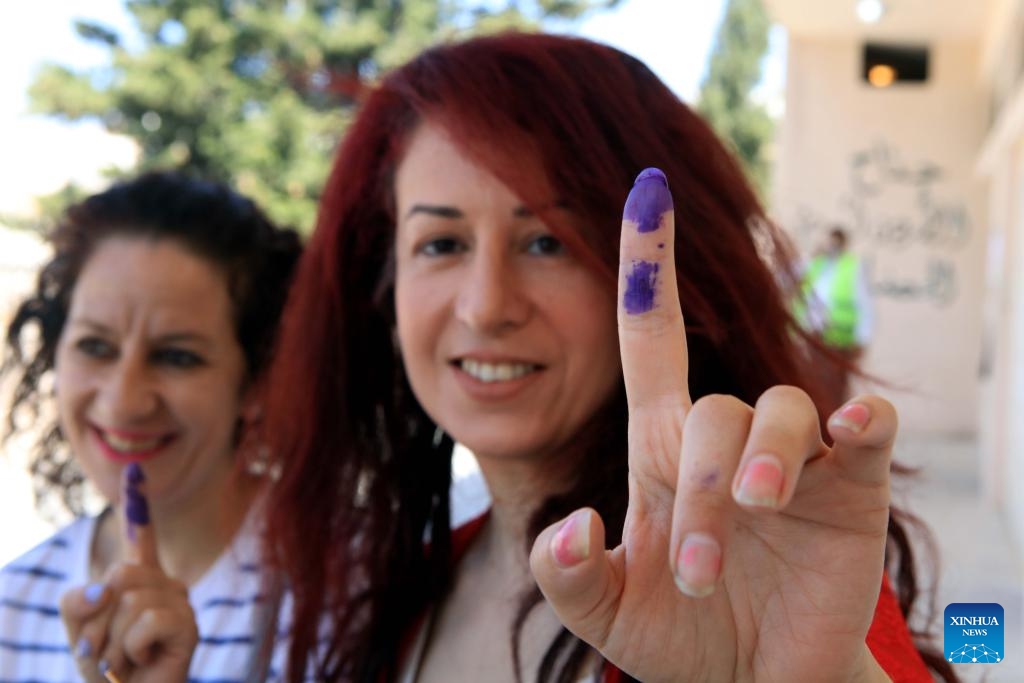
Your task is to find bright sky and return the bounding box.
[0,0,785,216]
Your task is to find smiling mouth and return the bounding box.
[456,358,541,383]
[91,426,174,456]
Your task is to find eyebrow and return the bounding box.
[404,204,539,220]
[68,318,212,346]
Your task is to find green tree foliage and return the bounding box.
[30,0,617,230]
[696,0,773,199]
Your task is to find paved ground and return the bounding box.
[894,434,1023,681]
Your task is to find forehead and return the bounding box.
[70,236,234,329]
[394,123,549,211]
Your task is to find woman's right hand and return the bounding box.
[60,464,197,683]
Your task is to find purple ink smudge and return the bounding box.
[623,167,673,234]
[124,462,150,527]
[699,470,719,489]
[624,260,659,314]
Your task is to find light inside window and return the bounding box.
[868,64,897,87]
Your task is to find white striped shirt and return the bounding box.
[0,510,287,682]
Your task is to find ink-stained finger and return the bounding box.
[618,168,690,414]
[122,463,160,568]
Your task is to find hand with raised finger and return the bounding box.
[62,463,197,683]
[98,565,196,682]
[531,168,896,682]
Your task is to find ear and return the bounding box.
[238,384,264,427]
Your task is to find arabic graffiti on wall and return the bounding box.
[795,140,971,308]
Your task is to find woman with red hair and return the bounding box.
[257,33,951,682]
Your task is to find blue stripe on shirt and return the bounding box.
[0,597,60,617]
[1,565,66,580]
[199,634,254,646]
[200,594,264,610]
[0,638,69,653]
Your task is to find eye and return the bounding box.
[418,236,465,256]
[151,348,205,369]
[74,337,116,359]
[526,234,565,256]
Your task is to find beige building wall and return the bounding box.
[977,0,1024,548]
[772,38,990,434]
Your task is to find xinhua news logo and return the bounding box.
[944,603,1004,664]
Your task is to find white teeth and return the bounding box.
[460,359,536,383]
[102,432,164,453]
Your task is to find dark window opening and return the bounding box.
[862,43,929,87]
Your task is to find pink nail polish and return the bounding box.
[830,402,871,433]
[551,510,592,567]
[735,454,784,508]
[674,533,721,597]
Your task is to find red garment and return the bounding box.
[435,513,933,682]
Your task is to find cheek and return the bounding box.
[394,275,444,370]
[565,288,621,391]
[53,356,89,420]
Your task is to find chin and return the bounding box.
[452,430,547,463]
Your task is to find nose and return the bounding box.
[454,247,531,335]
[95,354,160,423]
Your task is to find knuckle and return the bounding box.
[758,385,820,431]
[759,384,811,406]
[106,563,132,588]
[120,589,142,613]
[688,393,750,428]
[758,385,819,428]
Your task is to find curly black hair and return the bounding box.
[2,171,303,516]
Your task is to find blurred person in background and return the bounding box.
[799,225,874,410]
[0,172,301,682]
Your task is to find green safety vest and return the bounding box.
[800,253,860,348]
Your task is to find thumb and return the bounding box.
[123,463,160,568]
[529,508,622,650]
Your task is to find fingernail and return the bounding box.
[624,167,673,233]
[99,659,111,674]
[84,582,105,604]
[624,260,659,314]
[674,533,721,598]
[734,454,785,508]
[829,402,871,434]
[551,509,592,567]
[75,636,92,658]
[124,462,150,527]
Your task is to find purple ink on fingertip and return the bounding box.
[126,462,145,485]
[624,260,659,314]
[124,463,150,527]
[634,167,667,186]
[624,167,673,234]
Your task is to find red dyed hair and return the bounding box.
[263,32,952,682]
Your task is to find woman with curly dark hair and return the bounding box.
[0,172,302,682]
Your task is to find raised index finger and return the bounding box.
[619,168,690,413]
[122,462,160,568]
